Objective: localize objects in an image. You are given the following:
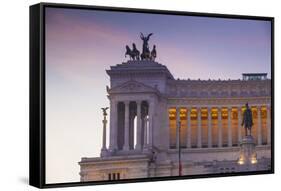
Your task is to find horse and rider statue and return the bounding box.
[125,33,157,61]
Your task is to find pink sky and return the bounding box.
[45,7,271,183]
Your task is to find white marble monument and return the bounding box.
[79,34,271,181]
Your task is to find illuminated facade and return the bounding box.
[79,61,271,181]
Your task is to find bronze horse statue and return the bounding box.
[125,43,140,60]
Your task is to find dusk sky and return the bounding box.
[45,7,271,183]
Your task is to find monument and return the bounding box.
[79,34,271,181]
[237,103,258,170]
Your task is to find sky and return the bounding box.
[45,7,271,183]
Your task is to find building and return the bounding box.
[79,60,271,181]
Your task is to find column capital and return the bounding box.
[238,106,242,112]
[110,99,118,106]
[124,100,130,105]
[148,100,155,106]
[136,100,142,105]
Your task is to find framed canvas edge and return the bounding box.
[29,2,275,189]
[30,3,45,189]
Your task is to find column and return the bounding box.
[228,107,232,147]
[218,107,222,147]
[166,108,170,149]
[109,100,117,151]
[123,101,130,151]
[257,106,262,145]
[208,107,212,148]
[148,101,155,148]
[129,115,134,149]
[267,105,271,145]
[187,108,191,148]
[102,114,107,150]
[143,116,148,148]
[176,108,180,149]
[135,101,142,150]
[197,107,202,148]
[237,106,242,143]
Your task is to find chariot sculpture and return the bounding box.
[125,33,157,61]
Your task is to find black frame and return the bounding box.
[29,2,274,189]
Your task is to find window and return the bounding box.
[117,173,120,180]
[108,173,111,180]
[112,173,116,180]
[108,172,121,180]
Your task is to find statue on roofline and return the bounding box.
[124,33,157,62]
[125,43,140,61]
[140,32,153,60]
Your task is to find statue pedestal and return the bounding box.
[237,135,258,171]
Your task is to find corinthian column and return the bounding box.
[135,101,142,150]
[238,106,242,143]
[176,107,180,149]
[208,107,212,148]
[148,101,155,148]
[109,100,117,151]
[228,107,232,147]
[143,116,148,148]
[187,108,191,148]
[197,107,202,148]
[257,106,262,145]
[218,107,222,147]
[102,113,107,150]
[267,105,271,145]
[123,101,130,151]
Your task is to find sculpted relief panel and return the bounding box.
[108,80,159,95]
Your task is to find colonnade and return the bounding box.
[107,100,153,152]
[169,105,271,149]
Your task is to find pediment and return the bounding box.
[108,80,159,94]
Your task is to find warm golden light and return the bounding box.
[261,106,267,111]
[238,158,244,165]
[180,108,187,112]
[251,107,257,111]
[169,108,176,112]
[201,108,208,118]
[169,114,175,118]
[251,158,258,164]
